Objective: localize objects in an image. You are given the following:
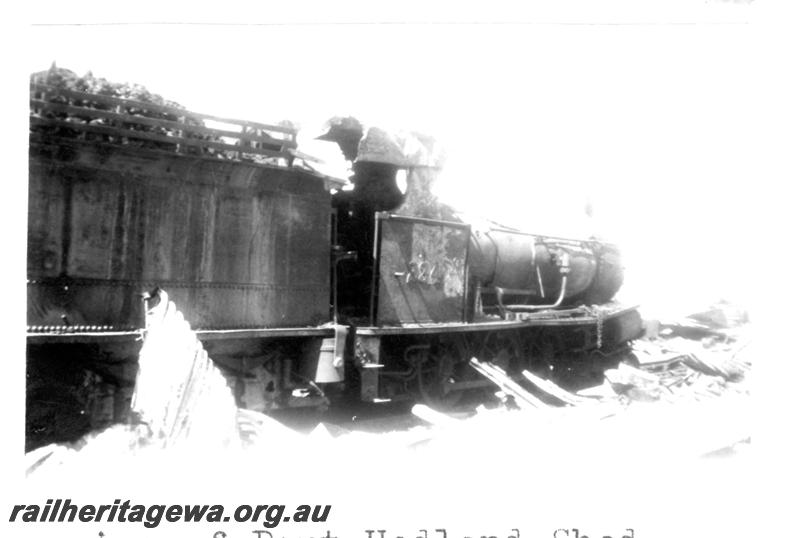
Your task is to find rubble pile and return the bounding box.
[31,65,194,114]
[622,301,752,402]
[30,65,213,151]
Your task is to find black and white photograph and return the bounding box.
[3,2,791,537]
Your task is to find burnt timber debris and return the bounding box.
[25,67,750,457]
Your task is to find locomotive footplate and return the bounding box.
[353,304,642,403]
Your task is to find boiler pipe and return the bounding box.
[496,250,570,313]
[496,274,568,313]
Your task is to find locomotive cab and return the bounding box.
[332,161,407,322]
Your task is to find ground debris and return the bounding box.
[682,349,751,381]
[633,301,752,394]
[25,301,753,478]
[605,362,665,402]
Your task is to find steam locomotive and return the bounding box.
[26,80,641,448]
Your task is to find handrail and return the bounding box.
[30,117,291,160]
[30,83,296,136]
[30,83,298,162]
[30,100,293,149]
[487,226,615,249]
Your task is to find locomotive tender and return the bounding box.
[26,79,641,448]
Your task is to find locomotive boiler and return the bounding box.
[26,72,641,449]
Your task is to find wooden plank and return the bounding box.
[31,99,295,150]
[30,83,297,136]
[469,358,546,409]
[521,370,597,406]
[482,362,549,408]
[30,116,293,160]
[411,404,459,426]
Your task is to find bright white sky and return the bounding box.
[15,1,786,318]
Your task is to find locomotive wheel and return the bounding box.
[520,331,557,379]
[470,330,523,372]
[417,337,468,411]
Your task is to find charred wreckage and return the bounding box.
[26,68,642,449]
